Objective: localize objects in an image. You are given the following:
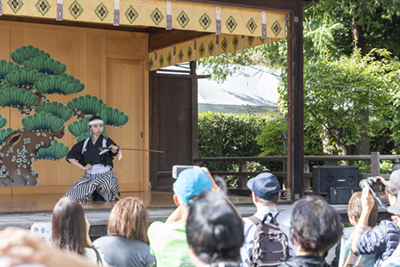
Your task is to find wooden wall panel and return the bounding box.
[106,59,144,189]
[0,21,149,195]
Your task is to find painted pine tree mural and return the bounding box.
[0,45,129,186]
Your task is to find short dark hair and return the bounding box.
[266,192,280,204]
[291,195,343,255]
[186,191,244,264]
[52,197,89,255]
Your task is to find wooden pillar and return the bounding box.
[287,0,304,202]
[190,61,199,162]
[370,152,380,176]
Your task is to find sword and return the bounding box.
[98,147,164,154]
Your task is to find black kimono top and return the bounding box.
[66,135,118,168]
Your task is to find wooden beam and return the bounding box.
[287,0,304,202]
[149,28,210,51]
[176,0,293,12]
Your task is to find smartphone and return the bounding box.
[172,165,196,179]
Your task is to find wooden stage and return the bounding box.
[0,191,255,238]
[0,192,390,239]
[0,192,253,214]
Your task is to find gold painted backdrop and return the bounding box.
[0,21,149,196]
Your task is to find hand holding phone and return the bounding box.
[172,165,196,179]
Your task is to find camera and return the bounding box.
[359,177,385,193]
[172,165,197,179]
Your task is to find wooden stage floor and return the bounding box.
[0,192,390,238]
[0,191,254,214]
[0,191,255,237]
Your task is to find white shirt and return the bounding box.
[240,205,296,267]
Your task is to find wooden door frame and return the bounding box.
[149,62,199,191]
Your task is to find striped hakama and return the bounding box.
[65,134,120,202]
[65,170,120,202]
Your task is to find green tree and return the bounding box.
[301,50,400,155]
[304,0,400,57]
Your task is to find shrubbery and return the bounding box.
[197,112,274,187]
[197,112,392,188]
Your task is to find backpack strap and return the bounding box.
[270,212,280,225]
[248,212,280,225]
[247,215,263,226]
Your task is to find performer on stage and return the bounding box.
[65,116,120,202]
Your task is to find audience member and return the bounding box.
[336,192,377,266]
[382,197,400,266]
[52,197,108,266]
[93,197,156,267]
[147,168,212,267]
[186,190,244,267]
[0,227,98,267]
[240,173,295,267]
[279,195,343,267]
[351,172,400,267]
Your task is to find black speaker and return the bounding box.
[312,166,359,204]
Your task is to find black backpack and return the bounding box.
[248,213,290,267]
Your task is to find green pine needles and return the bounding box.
[11,45,50,65]
[0,60,20,81]
[101,107,129,127]
[5,68,45,88]
[34,101,74,122]
[34,73,85,95]
[68,117,90,137]
[0,87,38,108]
[67,94,106,116]
[34,140,69,160]
[23,57,67,75]
[21,112,65,131]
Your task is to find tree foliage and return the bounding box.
[198,0,400,156]
[255,116,324,156]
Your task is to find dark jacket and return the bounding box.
[356,220,400,267]
[278,255,331,267]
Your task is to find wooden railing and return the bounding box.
[193,152,400,196]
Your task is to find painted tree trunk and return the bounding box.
[0,127,65,186]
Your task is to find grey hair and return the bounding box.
[388,187,398,198]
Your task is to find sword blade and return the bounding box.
[98,147,164,154]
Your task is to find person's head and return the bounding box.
[247,173,280,206]
[290,195,343,256]
[52,197,90,255]
[348,192,378,227]
[173,168,212,213]
[386,170,400,206]
[186,190,244,267]
[107,197,149,244]
[89,115,104,137]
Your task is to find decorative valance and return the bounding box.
[1,0,287,38]
[1,0,288,69]
[148,33,282,71]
